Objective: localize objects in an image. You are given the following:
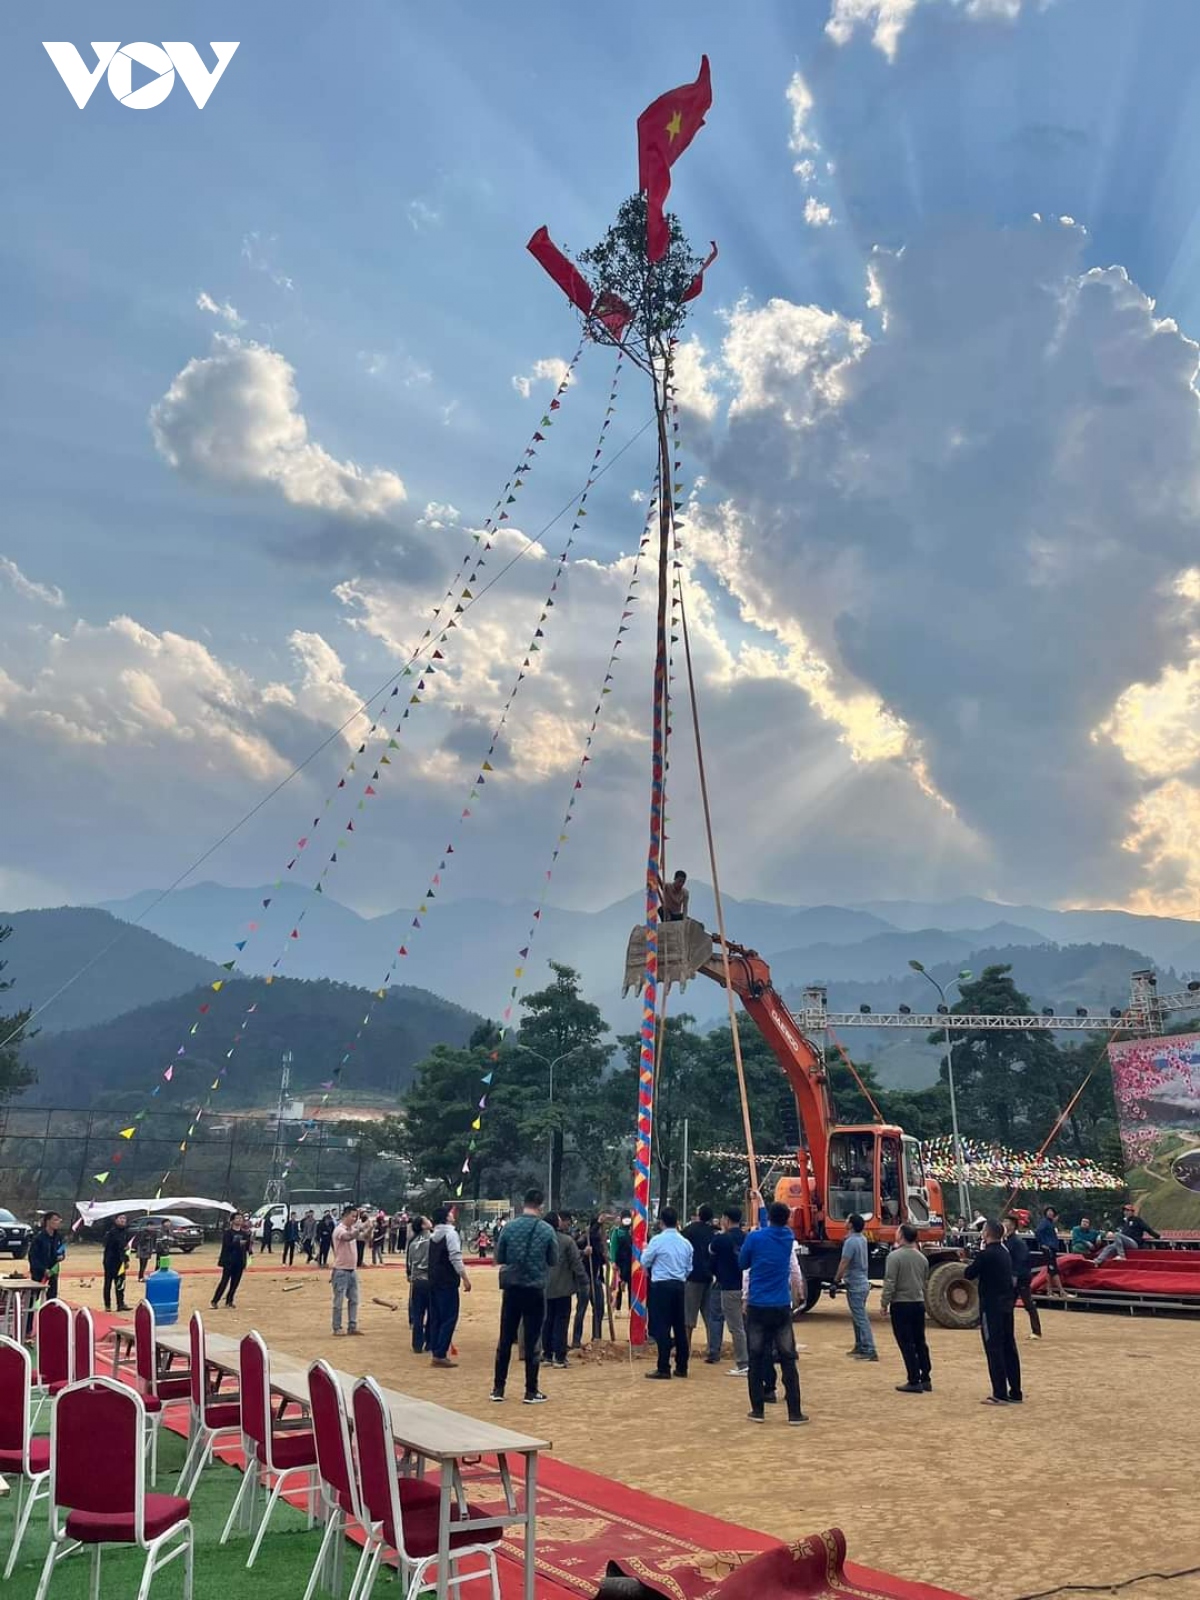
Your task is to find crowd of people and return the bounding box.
[18,1186,1174,1426]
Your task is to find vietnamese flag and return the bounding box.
[637,55,712,263]
[683,240,718,303]
[527,226,594,316]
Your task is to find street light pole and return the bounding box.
[547,1058,555,1208]
[511,1043,587,1211]
[909,962,973,1224]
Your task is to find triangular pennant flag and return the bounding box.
[119,1127,135,1140]
[221,960,235,972]
[94,1172,109,1185]
[471,1118,482,1131]
[163,1065,174,1082]
[211,980,224,992]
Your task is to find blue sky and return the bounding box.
[5,0,1200,925]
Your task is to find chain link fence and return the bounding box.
[0,1106,408,1224]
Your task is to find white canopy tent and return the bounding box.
[74,1196,235,1225]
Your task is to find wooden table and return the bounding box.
[0,1277,46,1341]
[157,1329,548,1600]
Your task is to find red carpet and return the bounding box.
[469,1458,966,1600]
[1032,1251,1200,1298]
[85,1309,966,1600]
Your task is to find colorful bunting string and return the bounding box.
[451,481,662,1197]
[309,353,628,1152]
[99,340,588,1198]
[920,1136,1122,1191]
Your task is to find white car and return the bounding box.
[248,1203,290,1241]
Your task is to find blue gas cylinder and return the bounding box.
[144,1257,181,1327]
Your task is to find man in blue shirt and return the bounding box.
[738,1192,806,1424]
[834,1213,877,1359]
[641,1207,693,1379]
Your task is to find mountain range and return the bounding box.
[4,886,1199,1103]
[93,880,1200,1014]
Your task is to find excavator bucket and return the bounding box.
[622,917,714,996]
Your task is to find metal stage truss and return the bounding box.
[799,970,1200,1038]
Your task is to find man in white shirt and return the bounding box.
[641,1208,693,1380]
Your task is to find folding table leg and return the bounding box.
[89,1546,101,1600]
[435,1465,452,1600]
[523,1451,538,1600]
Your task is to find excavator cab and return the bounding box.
[825,1126,940,1237]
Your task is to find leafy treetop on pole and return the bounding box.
[577,194,703,360]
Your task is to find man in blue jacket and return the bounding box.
[738,1191,806,1425]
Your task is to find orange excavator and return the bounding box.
[624,919,978,1328]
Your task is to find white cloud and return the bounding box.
[241,232,295,292]
[196,291,243,328]
[787,72,821,161]
[825,0,1048,60]
[406,200,441,232]
[0,615,290,773]
[150,336,406,521]
[511,358,572,400]
[0,556,65,609]
[671,338,721,424]
[787,74,837,225]
[686,217,1200,909]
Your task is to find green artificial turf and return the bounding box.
[0,1429,328,1600]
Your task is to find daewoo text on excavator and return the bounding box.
[624,918,979,1328]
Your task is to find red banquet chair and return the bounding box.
[72,1306,95,1381]
[220,1329,319,1568]
[30,1300,73,1430]
[351,1375,501,1600]
[175,1311,242,1499]
[303,1360,372,1600]
[0,1336,52,1580]
[134,1301,191,1486]
[33,1377,193,1600]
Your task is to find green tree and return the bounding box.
[512,962,611,1207]
[0,926,34,1102]
[577,194,703,356]
[383,1038,526,1200]
[941,965,1065,1146]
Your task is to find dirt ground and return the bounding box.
[65,1247,1200,1600]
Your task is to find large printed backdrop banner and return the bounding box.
[1108,1032,1200,1230]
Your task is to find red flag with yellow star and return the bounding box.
[637,55,712,263]
[527,226,594,316]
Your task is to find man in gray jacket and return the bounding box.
[541,1211,588,1369]
[491,1189,558,1404]
[881,1223,931,1393]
